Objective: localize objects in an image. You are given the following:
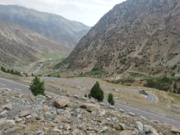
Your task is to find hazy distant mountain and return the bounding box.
[57,0,180,75]
[0,19,70,65]
[0,5,90,48]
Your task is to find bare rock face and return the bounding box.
[54,96,70,108]
[58,0,180,76]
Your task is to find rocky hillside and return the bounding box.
[0,19,69,65]
[0,88,175,135]
[58,0,180,76]
[0,5,90,48]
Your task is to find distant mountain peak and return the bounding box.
[0,4,90,48]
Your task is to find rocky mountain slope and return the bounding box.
[58,0,180,76]
[0,5,90,48]
[0,88,174,135]
[0,19,69,65]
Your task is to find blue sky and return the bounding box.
[0,0,126,26]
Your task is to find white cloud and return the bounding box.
[0,0,126,26]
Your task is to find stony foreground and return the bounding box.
[0,88,178,135]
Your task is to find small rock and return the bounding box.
[44,112,54,120]
[52,128,62,133]
[112,116,118,122]
[0,110,8,117]
[75,108,81,113]
[99,109,106,116]
[36,130,45,135]
[77,114,82,119]
[43,105,49,112]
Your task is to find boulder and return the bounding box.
[80,103,100,112]
[15,116,23,123]
[19,110,31,117]
[0,118,7,126]
[135,121,144,133]
[54,97,70,108]
[119,123,127,130]
[2,103,12,110]
[55,114,71,122]
[171,127,180,134]
[6,120,15,125]
[31,112,39,120]
[144,125,159,135]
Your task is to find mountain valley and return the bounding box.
[0,0,180,134]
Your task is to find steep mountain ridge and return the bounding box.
[0,19,69,65]
[0,5,90,48]
[58,0,180,75]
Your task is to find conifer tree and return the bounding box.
[90,82,104,101]
[29,76,45,96]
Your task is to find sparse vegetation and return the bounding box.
[144,76,180,94]
[89,82,104,102]
[78,69,106,78]
[29,76,45,96]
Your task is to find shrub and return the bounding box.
[108,93,115,105]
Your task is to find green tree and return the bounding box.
[108,93,115,105]
[90,82,104,102]
[10,69,14,75]
[1,66,6,72]
[29,76,45,96]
